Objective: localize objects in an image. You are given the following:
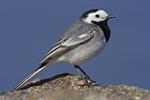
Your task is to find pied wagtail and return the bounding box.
[13,9,114,91]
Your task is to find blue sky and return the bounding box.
[0,0,149,91]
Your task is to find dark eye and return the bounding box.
[95,14,100,18]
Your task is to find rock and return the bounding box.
[0,73,150,100]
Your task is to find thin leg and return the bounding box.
[74,65,95,85]
[74,65,90,79]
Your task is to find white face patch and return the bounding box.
[83,10,109,24]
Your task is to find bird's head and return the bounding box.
[81,9,115,24]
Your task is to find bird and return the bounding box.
[13,9,114,91]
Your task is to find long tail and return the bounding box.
[13,64,47,91]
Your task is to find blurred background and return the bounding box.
[0,0,149,91]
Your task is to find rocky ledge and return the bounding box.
[0,73,150,100]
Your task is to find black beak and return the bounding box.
[108,16,116,19]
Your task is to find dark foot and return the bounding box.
[76,75,97,86]
[74,65,98,86]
